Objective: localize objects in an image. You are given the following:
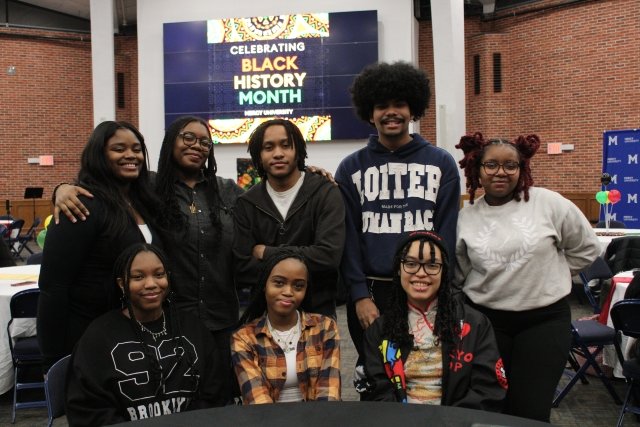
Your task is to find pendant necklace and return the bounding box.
[138,311,168,341]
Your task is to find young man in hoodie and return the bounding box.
[334,61,460,392]
[233,119,345,318]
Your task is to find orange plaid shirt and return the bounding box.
[231,311,341,404]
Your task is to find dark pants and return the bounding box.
[468,297,572,422]
[346,279,394,365]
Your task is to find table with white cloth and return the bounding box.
[0,264,40,394]
[599,270,635,378]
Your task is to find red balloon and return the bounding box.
[608,189,622,204]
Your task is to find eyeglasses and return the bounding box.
[179,132,213,150]
[400,259,443,276]
[481,161,520,175]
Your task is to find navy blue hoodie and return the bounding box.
[335,134,460,301]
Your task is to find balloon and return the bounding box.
[36,229,47,249]
[595,191,609,204]
[43,214,53,229]
[600,173,612,186]
[608,189,622,204]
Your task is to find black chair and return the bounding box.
[596,220,626,229]
[7,288,47,422]
[610,299,640,427]
[11,217,41,259]
[4,219,24,257]
[45,354,71,427]
[3,219,25,250]
[552,272,622,408]
[577,257,613,313]
[26,252,43,265]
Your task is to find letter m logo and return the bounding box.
[629,154,638,165]
[608,135,618,145]
[628,194,638,204]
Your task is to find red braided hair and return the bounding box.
[456,133,540,204]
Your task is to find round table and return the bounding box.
[113,401,551,426]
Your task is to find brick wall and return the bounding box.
[420,0,640,194]
[0,28,139,207]
[0,27,93,204]
[1,0,638,203]
[115,35,139,127]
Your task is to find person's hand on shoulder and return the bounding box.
[306,165,337,186]
[53,184,94,224]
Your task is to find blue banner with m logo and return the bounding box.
[602,129,640,227]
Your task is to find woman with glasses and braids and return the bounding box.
[66,243,226,426]
[362,231,506,410]
[455,133,600,422]
[38,121,165,372]
[231,250,341,404]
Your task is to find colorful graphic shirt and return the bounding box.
[363,298,507,411]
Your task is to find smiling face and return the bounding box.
[105,128,144,182]
[479,144,521,206]
[399,241,443,311]
[370,99,413,149]
[265,258,308,326]
[120,250,169,322]
[259,124,300,188]
[172,120,210,177]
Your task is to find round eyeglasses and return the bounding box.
[179,132,213,150]
[481,161,520,175]
[400,260,442,275]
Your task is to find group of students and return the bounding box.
[34,60,602,426]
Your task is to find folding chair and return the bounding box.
[7,288,47,423]
[11,217,40,260]
[610,299,640,427]
[578,257,613,313]
[45,354,71,427]
[3,219,25,249]
[555,262,620,407]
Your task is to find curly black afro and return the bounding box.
[350,61,431,125]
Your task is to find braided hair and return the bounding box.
[456,132,540,204]
[247,119,307,179]
[382,231,461,348]
[156,116,226,239]
[238,249,311,325]
[114,243,200,398]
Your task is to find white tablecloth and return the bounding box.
[0,264,40,395]
[601,270,634,378]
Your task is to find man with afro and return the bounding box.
[335,61,460,395]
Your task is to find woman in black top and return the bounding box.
[37,121,163,371]
[66,243,225,426]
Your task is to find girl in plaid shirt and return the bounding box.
[231,250,341,403]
